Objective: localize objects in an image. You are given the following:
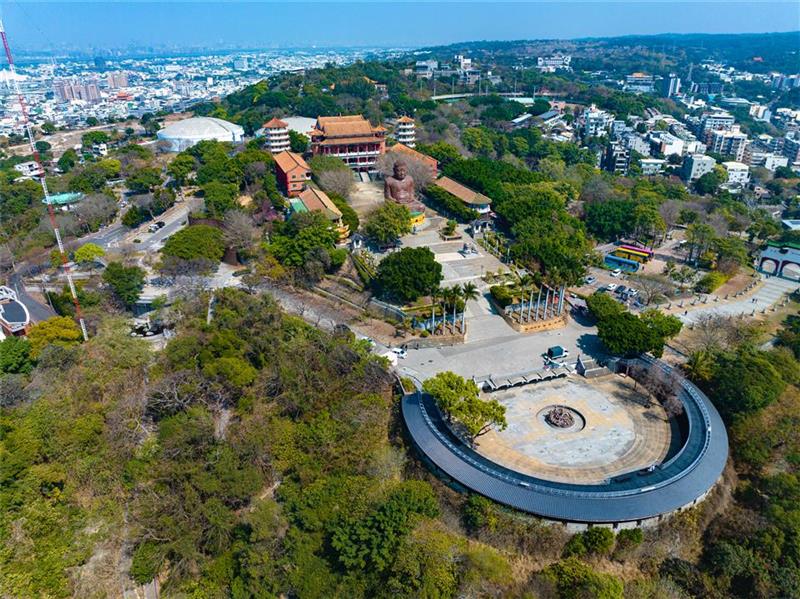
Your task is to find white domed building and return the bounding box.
[157,117,244,152]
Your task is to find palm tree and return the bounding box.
[461,282,479,331]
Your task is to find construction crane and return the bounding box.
[0,19,88,340]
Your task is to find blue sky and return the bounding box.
[2,2,798,51]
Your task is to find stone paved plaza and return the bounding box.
[476,377,673,484]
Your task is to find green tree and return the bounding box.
[269,211,339,268]
[126,167,163,194]
[364,202,412,245]
[162,225,225,262]
[74,242,105,266]
[102,261,146,307]
[167,153,196,185]
[202,181,239,217]
[423,370,507,442]
[542,557,624,599]
[41,121,56,134]
[0,336,33,374]
[26,316,82,359]
[289,130,309,153]
[57,148,79,173]
[81,130,109,146]
[462,127,495,156]
[375,247,442,303]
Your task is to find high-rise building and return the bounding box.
[722,161,750,186]
[709,129,748,162]
[309,115,386,171]
[394,116,416,147]
[106,72,128,89]
[233,57,249,71]
[603,142,630,175]
[698,110,735,140]
[583,105,613,138]
[783,134,800,164]
[661,73,681,97]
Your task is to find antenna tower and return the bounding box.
[0,19,88,340]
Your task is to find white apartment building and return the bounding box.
[648,131,684,156]
[709,129,748,162]
[682,154,716,181]
[722,161,750,186]
[583,105,613,138]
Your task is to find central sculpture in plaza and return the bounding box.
[384,159,416,205]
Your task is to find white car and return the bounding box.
[391,347,407,359]
[606,283,618,291]
[584,276,596,285]
[610,269,623,277]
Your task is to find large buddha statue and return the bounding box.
[384,159,415,205]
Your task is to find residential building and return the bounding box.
[722,161,750,186]
[536,55,572,72]
[435,176,492,214]
[749,151,789,172]
[233,57,249,71]
[649,131,684,157]
[414,60,438,79]
[583,105,613,138]
[682,154,716,181]
[661,73,681,97]
[749,104,772,122]
[290,187,349,241]
[274,151,311,197]
[640,158,666,176]
[625,72,655,93]
[783,134,800,164]
[106,72,128,89]
[388,143,438,178]
[309,115,386,171]
[622,133,651,156]
[394,116,416,147]
[603,142,630,175]
[698,110,735,141]
[258,117,291,153]
[709,129,748,162]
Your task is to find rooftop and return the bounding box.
[435,176,492,206]
[262,117,288,129]
[274,150,310,172]
[295,187,342,221]
[314,115,384,138]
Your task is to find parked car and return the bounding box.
[155,220,166,228]
[610,268,623,277]
[628,288,639,297]
[391,347,407,359]
[606,283,618,291]
[615,285,627,295]
[584,275,596,285]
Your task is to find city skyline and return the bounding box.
[2,2,799,53]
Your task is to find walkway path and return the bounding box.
[677,275,799,324]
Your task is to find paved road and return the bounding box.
[678,274,799,324]
[9,273,55,323]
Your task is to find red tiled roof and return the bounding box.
[298,187,342,221]
[315,115,384,138]
[274,151,310,173]
[262,117,288,129]
[389,143,438,171]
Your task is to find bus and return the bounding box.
[612,245,653,264]
[604,253,640,272]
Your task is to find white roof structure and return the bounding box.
[157,117,244,151]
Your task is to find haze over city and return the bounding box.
[3,1,800,53]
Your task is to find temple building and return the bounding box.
[309,115,386,171]
[394,116,416,147]
[290,187,350,242]
[258,117,291,153]
[274,151,311,197]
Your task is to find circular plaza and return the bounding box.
[401,357,728,527]
[478,377,674,485]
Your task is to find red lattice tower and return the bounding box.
[0,19,87,340]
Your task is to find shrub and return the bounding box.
[615,528,644,552]
[162,225,225,262]
[489,285,514,308]
[695,271,729,293]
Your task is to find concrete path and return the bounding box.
[678,275,799,324]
